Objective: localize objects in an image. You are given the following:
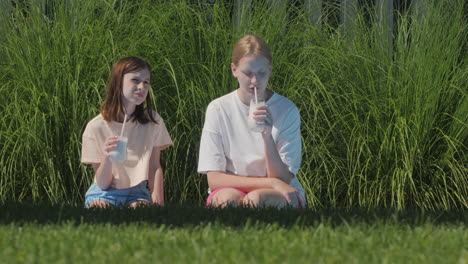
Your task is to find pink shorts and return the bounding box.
[205,187,247,207]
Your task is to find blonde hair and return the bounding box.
[231,34,272,66]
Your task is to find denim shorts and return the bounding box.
[84,180,151,208]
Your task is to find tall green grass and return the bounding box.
[0,0,466,209]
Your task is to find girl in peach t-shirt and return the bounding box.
[81,56,172,208]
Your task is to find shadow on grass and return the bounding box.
[0,203,466,227]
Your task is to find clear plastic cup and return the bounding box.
[248,98,265,132]
[109,136,128,163]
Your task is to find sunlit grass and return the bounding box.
[0,0,466,209]
[0,205,466,264]
[1,222,465,264]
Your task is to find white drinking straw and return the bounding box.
[254,87,258,104]
[120,114,127,137]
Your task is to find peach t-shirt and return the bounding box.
[81,112,172,189]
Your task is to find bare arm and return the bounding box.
[254,105,293,183]
[207,171,278,192]
[91,136,120,190]
[91,158,113,190]
[148,147,164,205]
[263,133,293,183]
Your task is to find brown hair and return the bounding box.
[100,56,157,124]
[231,34,272,66]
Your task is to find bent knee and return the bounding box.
[243,190,288,208]
[88,199,112,208]
[129,201,150,208]
[243,191,261,207]
[209,188,245,207]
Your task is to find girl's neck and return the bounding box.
[119,105,135,123]
[125,105,136,115]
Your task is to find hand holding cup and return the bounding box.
[103,136,128,163]
[105,114,129,163]
[104,136,119,156]
[249,100,272,135]
[254,104,273,135]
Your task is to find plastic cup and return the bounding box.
[109,136,128,163]
[248,98,265,132]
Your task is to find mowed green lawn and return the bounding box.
[0,205,466,263]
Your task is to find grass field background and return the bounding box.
[0,0,466,209]
[0,2,466,263]
[1,222,465,264]
[0,205,466,263]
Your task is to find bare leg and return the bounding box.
[88,199,112,208]
[243,189,290,208]
[208,188,245,208]
[129,201,150,208]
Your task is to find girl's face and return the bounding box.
[121,68,150,111]
[231,55,271,104]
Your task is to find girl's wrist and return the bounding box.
[261,132,273,142]
[102,156,112,166]
[269,177,282,189]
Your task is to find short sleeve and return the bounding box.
[81,125,103,164]
[197,102,227,174]
[276,106,301,176]
[153,114,173,150]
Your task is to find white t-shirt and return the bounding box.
[81,111,172,189]
[198,90,305,199]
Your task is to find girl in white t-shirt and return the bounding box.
[81,57,172,208]
[198,35,306,208]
